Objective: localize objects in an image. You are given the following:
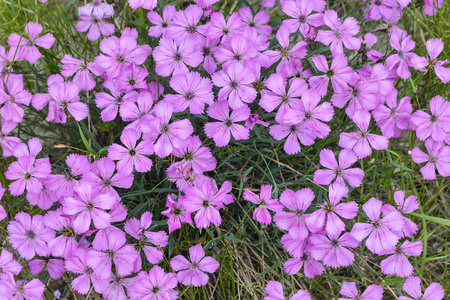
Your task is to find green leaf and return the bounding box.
[76,123,96,155]
[411,212,450,227]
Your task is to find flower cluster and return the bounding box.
[0,0,448,299]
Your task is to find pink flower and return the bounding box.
[0,74,32,123]
[141,101,194,158]
[399,276,444,300]
[44,209,79,258]
[7,212,54,259]
[385,28,419,80]
[338,281,383,300]
[0,121,22,157]
[108,128,154,174]
[411,139,450,180]
[381,190,419,238]
[305,183,358,236]
[61,54,101,91]
[243,185,283,225]
[315,10,361,55]
[165,4,204,44]
[76,14,115,41]
[184,178,233,228]
[283,242,324,279]
[212,62,257,109]
[274,188,314,240]
[264,281,311,300]
[380,240,423,277]
[372,93,413,138]
[245,113,270,130]
[213,35,259,69]
[120,91,155,130]
[314,149,364,187]
[195,36,219,74]
[115,64,149,92]
[199,12,243,41]
[0,249,22,276]
[65,249,109,295]
[161,194,193,234]
[165,71,214,114]
[46,80,89,123]
[281,0,324,38]
[8,22,55,64]
[310,231,359,268]
[131,266,178,300]
[79,0,114,18]
[260,74,307,123]
[147,5,176,38]
[364,0,398,21]
[239,7,272,37]
[350,197,404,255]
[204,101,250,147]
[29,257,65,279]
[62,182,116,233]
[170,244,220,286]
[5,156,51,196]
[339,109,389,159]
[423,0,443,16]
[128,0,157,10]
[0,273,45,300]
[153,37,203,77]
[411,38,450,83]
[269,122,316,155]
[410,95,450,142]
[309,54,354,96]
[95,81,137,122]
[363,33,384,62]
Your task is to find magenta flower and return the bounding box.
[381,190,419,238]
[380,240,423,277]
[339,109,389,159]
[96,30,152,78]
[305,183,358,236]
[411,139,450,180]
[0,249,22,276]
[196,36,219,74]
[120,91,155,130]
[0,121,22,157]
[61,54,102,91]
[269,122,316,155]
[165,4,204,44]
[310,231,359,268]
[363,33,384,62]
[260,74,307,123]
[314,149,364,187]
[165,71,214,114]
[184,179,233,228]
[108,128,153,174]
[212,62,257,109]
[79,0,114,17]
[264,281,311,300]
[7,212,54,259]
[309,54,354,96]
[410,95,450,142]
[0,273,45,300]
[95,81,137,122]
[281,0,324,38]
[76,14,115,41]
[245,113,270,130]
[29,257,65,279]
[153,37,203,77]
[87,232,139,279]
[26,178,58,210]
[281,232,308,258]
[8,22,55,64]
[204,101,250,147]
[170,244,220,287]
[161,194,193,234]
[128,0,156,10]
[411,38,450,83]
[372,93,413,138]
[350,197,404,255]
[0,74,32,123]
[141,101,194,158]
[283,243,324,279]
[398,276,444,300]
[65,249,109,295]
[44,209,79,259]
[386,28,419,80]
[239,7,272,37]
[423,0,444,16]
[5,156,51,196]
[315,10,361,54]
[281,89,334,139]
[213,35,259,69]
[46,80,89,123]
[364,0,397,21]
[62,182,116,233]
[243,185,283,225]
[338,281,383,300]
[147,5,176,38]
[116,64,149,92]
[199,12,242,41]
[131,266,178,300]
[0,184,5,222]
[274,188,314,240]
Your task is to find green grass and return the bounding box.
[0,0,449,299]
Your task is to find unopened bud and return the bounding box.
[212,246,221,255]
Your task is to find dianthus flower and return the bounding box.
[313,149,364,187]
[199,12,243,41]
[5,156,51,196]
[79,0,114,17]
[411,139,450,180]
[264,281,311,300]
[130,266,178,300]
[29,256,65,279]
[76,14,115,41]
[8,22,55,64]
[281,0,324,38]
[364,0,397,21]
[61,54,102,91]
[128,0,156,10]
[0,121,22,157]
[269,121,316,155]
[338,281,383,300]
[283,242,324,279]
[95,81,137,122]
[386,28,420,80]
[213,35,259,68]
[161,194,193,234]
[380,240,423,277]
[381,190,419,238]
[243,185,283,225]
[310,231,359,268]
[170,244,220,286]
[399,276,444,300]
[362,33,384,62]
[8,212,54,259]
[411,38,450,83]
[350,197,404,255]
[147,5,176,38]
[239,7,271,37]
[44,209,79,258]
[0,74,32,123]
[195,36,219,74]
[372,93,413,138]
[0,249,22,276]
[166,4,204,44]
[115,64,149,92]
[0,273,45,300]
[204,101,250,147]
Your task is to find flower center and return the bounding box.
[186,93,194,100]
[174,208,181,215]
[203,200,210,207]
[27,231,36,238]
[174,53,182,61]
[24,172,32,179]
[129,149,136,156]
